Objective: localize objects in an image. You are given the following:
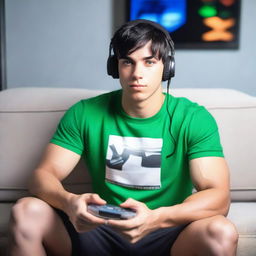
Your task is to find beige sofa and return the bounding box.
[0,87,256,255]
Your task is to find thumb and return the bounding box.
[120,198,139,209]
[86,193,106,205]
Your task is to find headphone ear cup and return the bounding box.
[107,55,119,79]
[162,56,175,81]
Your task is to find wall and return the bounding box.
[5,0,256,96]
[174,0,256,96]
[5,0,119,90]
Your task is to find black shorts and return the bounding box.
[56,209,186,256]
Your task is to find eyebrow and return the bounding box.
[121,55,159,61]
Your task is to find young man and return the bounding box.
[9,20,238,256]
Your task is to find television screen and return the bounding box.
[128,0,241,49]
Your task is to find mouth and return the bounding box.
[129,84,146,88]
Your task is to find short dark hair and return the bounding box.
[111,20,171,63]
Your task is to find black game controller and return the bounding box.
[87,204,136,220]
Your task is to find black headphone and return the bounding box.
[107,19,175,81]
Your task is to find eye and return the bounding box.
[121,59,132,66]
[145,59,156,65]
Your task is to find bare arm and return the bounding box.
[29,143,107,231]
[156,157,230,228]
[29,143,81,211]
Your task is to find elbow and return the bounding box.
[223,199,231,217]
[220,191,231,217]
[208,188,231,217]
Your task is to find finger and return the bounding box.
[86,193,106,205]
[78,214,104,224]
[108,218,136,230]
[120,198,140,210]
[78,210,106,225]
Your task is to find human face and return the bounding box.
[118,41,164,106]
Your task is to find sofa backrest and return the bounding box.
[0,87,256,202]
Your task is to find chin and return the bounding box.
[128,93,150,103]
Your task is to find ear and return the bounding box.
[107,55,119,79]
[162,56,175,81]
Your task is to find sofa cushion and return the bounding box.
[228,202,256,237]
[0,87,105,112]
[227,202,256,256]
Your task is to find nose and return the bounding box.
[132,63,143,80]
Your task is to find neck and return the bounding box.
[121,89,165,118]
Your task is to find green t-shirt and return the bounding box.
[51,90,223,209]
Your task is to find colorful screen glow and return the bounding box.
[128,0,241,49]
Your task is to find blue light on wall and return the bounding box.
[130,0,187,33]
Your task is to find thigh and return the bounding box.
[170,215,238,256]
[42,206,72,256]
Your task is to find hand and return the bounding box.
[65,193,107,233]
[108,198,158,243]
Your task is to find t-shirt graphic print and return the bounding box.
[106,135,163,189]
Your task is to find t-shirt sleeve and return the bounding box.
[187,107,224,160]
[50,101,84,155]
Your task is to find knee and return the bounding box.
[11,197,46,220]
[207,216,239,252]
[10,197,49,236]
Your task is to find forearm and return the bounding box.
[155,188,230,229]
[29,168,74,212]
